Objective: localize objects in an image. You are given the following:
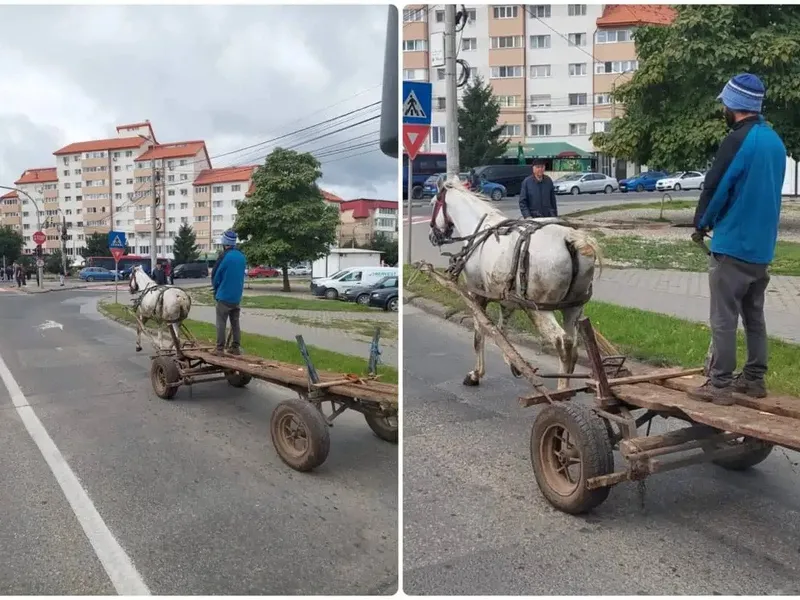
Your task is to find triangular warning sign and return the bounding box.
[403,90,427,119]
[402,124,430,160]
[110,235,123,247]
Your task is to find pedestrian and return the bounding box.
[518,158,558,219]
[152,262,168,286]
[689,73,786,405]
[211,230,246,356]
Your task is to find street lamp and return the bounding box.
[0,183,44,287]
[41,206,69,279]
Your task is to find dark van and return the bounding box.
[472,164,531,196]
[172,262,209,279]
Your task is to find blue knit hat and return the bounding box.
[220,230,237,246]
[717,73,765,113]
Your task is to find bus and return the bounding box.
[85,255,171,278]
[402,152,446,200]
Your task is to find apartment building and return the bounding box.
[14,167,60,253]
[402,4,674,171]
[338,199,398,246]
[0,191,21,235]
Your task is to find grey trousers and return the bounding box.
[216,301,241,350]
[707,253,770,386]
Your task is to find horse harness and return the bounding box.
[429,186,593,312]
[132,285,188,322]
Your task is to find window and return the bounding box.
[168,189,175,196]
[403,39,427,52]
[500,124,522,137]
[231,184,241,192]
[530,124,552,137]
[403,68,428,81]
[64,183,71,189]
[466,8,476,22]
[114,179,122,185]
[595,93,612,105]
[431,126,446,144]
[493,6,518,19]
[125,151,133,157]
[75,169,81,175]
[569,93,588,106]
[64,196,71,202]
[569,63,587,76]
[63,170,69,176]
[461,37,477,51]
[529,35,550,49]
[213,200,224,208]
[195,201,207,208]
[212,186,224,193]
[569,123,588,135]
[114,165,121,172]
[491,36,524,49]
[594,121,611,133]
[213,215,224,222]
[180,174,188,181]
[180,202,189,210]
[436,67,446,81]
[595,60,639,74]
[530,94,552,107]
[126,178,134,185]
[529,5,551,18]
[496,95,520,108]
[490,65,524,79]
[435,96,446,111]
[568,4,587,16]
[403,8,426,22]
[179,160,186,166]
[435,9,444,22]
[568,33,586,47]
[529,64,551,78]
[596,29,634,44]
[115,193,122,200]
[62,157,69,165]
[180,189,188,196]
[196,186,208,193]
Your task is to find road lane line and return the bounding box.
[0,350,150,595]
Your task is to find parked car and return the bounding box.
[288,265,311,276]
[655,171,706,192]
[342,275,399,305]
[78,267,119,282]
[422,172,470,198]
[471,164,530,196]
[619,171,670,193]
[248,266,280,278]
[311,266,398,300]
[474,180,507,201]
[368,285,399,312]
[172,262,209,279]
[554,172,619,195]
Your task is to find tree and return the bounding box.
[172,223,200,265]
[80,232,132,259]
[45,249,65,275]
[0,225,24,265]
[591,5,800,171]
[233,148,340,292]
[364,232,398,266]
[458,75,510,169]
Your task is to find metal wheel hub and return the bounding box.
[278,414,309,456]
[540,424,582,496]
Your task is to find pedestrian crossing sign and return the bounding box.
[107,231,127,249]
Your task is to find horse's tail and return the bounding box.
[564,228,604,278]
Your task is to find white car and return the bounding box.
[655,171,706,192]
[554,172,619,195]
[288,266,311,276]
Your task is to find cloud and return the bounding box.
[0,4,397,199]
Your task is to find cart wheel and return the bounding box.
[530,403,614,514]
[710,437,774,471]
[270,399,330,472]
[225,371,252,388]
[364,412,398,443]
[151,356,181,400]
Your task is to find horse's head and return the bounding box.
[129,265,141,294]
[429,184,455,247]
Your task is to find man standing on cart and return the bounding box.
[689,73,786,405]
[212,230,246,356]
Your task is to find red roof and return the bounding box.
[54,136,147,156]
[193,165,258,186]
[116,120,157,143]
[0,190,18,200]
[596,4,676,27]
[137,141,208,162]
[340,198,398,219]
[14,168,58,185]
[323,191,344,203]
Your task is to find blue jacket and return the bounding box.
[212,248,246,304]
[694,115,786,264]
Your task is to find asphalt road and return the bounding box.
[403,304,800,595]
[0,290,397,595]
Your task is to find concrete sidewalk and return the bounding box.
[594,268,800,343]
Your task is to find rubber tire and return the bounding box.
[270,399,331,472]
[356,294,370,305]
[365,413,398,443]
[674,183,682,191]
[699,182,705,191]
[151,356,181,400]
[87,277,94,282]
[530,403,614,514]
[324,288,338,300]
[604,185,613,194]
[570,187,580,196]
[412,185,424,200]
[491,189,503,201]
[225,371,252,388]
[636,184,644,192]
[711,438,774,471]
[385,296,399,312]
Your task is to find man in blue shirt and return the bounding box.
[519,159,558,219]
[211,230,247,355]
[689,73,786,405]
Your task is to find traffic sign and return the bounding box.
[32,231,46,245]
[107,230,127,249]
[402,124,430,161]
[110,247,125,262]
[36,259,44,268]
[402,81,432,126]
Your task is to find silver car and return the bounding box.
[554,172,619,195]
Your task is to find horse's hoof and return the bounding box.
[462,374,480,387]
[135,347,142,353]
[510,364,523,378]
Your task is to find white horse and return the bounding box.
[428,180,603,390]
[128,265,192,352]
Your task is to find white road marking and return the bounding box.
[35,320,63,331]
[0,350,150,595]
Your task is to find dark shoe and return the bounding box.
[227,347,242,356]
[211,347,225,356]
[686,380,736,406]
[732,373,767,398]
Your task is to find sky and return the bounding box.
[0,4,397,200]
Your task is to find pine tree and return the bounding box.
[172,223,200,265]
[457,75,510,169]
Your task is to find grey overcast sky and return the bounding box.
[0,4,397,200]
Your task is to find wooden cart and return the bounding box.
[418,264,800,514]
[149,327,398,472]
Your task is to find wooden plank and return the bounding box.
[612,383,800,451]
[587,367,704,389]
[518,386,588,407]
[660,374,800,421]
[619,425,717,456]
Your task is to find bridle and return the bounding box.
[429,186,455,246]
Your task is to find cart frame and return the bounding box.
[417,263,797,514]
[147,324,398,472]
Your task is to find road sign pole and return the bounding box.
[406,159,413,264]
[114,258,119,304]
[444,5,460,179]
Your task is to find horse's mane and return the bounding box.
[442,179,506,219]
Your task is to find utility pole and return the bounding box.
[61,215,68,279]
[444,4,460,180]
[150,159,158,271]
